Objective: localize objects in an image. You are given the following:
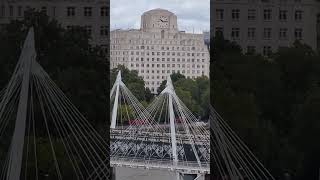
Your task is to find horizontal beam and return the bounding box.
[110,159,210,175]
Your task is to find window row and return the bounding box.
[66,25,108,36]
[111,51,207,57]
[247,46,296,57]
[111,56,207,63]
[143,70,205,80]
[129,63,206,69]
[246,46,273,56]
[126,39,203,46]
[0,5,108,17]
[215,8,303,21]
[129,46,205,51]
[130,57,206,63]
[128,51,206,57]
[216,27,303,40]
[110,63,206,77]
[110,45,206,52]
[111,39,205,48]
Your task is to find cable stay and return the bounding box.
[0,27,110,180]
[145,76,210,172]
[110,74,210,176]
[209,105,275,180]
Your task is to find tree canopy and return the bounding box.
[0,10,107,128]
[0,10,108,179]
[211,32,320,179]
[158,73,210,119]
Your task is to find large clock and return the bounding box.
[157,16,169,28]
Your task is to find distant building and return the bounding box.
[203,31,210,49]
[0,0,108,51]
[212,0,320,56]
[110,9,210,93]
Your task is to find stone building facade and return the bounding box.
[0,0,108,49]
[110,9,210,93]
[212,0,320,56]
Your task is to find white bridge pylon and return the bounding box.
[110,71,122,129]
[109,71,160,130]
[147,76,210,169]
[110,71,210,177]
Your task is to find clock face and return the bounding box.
[157,16,169,28]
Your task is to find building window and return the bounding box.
[25,6,30,12]
[248,27,256,39]
[84,7,92,17]
[295,28,303,40]
[263,46,272,56]
[263,28,272,39]
[67,7,76,16]
[18,6,22,17]
[84,25,92,36]
[264,9,272,21]
[101,6,108,17]
[279,28,288,39]
[161,30,164,39]
[0,5,5,17]
[295,10,303,21]
[231,28,240,39]
[232,9,240,21]
[9,6,13,16]
[248,9,256,20]
[41,6,47,15]
[279,10,287,21]
[216,9,224,20]
[52,6,56,17]
[100,26,108,36]
[66,25,75,31]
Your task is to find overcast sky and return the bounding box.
[110,0,210,33]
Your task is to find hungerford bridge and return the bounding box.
[0,28,276,180]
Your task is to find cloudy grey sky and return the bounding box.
[110,0,210,33]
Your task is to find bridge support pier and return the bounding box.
[176,172,181,180]
[179,173,205,180]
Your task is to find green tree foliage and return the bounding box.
[117,104,134,124]
[110,68,210,119]
[158,73,210,118]
[0,11,108,178]
[0,10,107,127]
[212,33,320,179]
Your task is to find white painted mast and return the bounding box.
[110,71,121,129]
[161,76,178,167]
[7,27,36,180]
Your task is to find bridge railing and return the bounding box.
[111,157,209,169]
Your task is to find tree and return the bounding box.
[157,73,210,118]
[157,72,186,94]
[211,31,320,179]
[0,10,107,127]
[0,10,109,179]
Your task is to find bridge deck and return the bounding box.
[111,130,209,145]
[110,158,210,175]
